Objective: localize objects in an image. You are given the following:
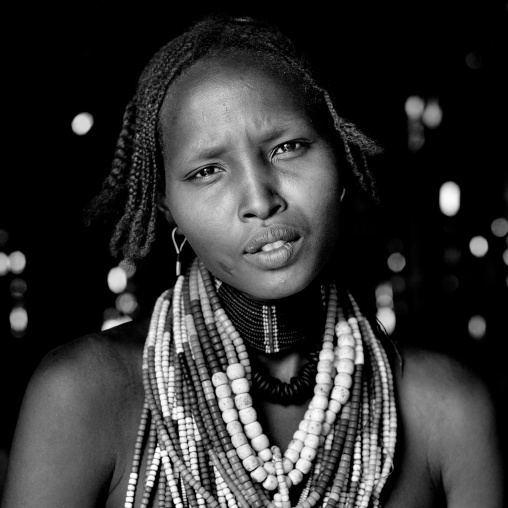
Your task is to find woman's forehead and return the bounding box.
[159,54,313,135]
[162,53,313,115]
[157,56,318,167]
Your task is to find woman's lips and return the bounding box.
[244,225,301,254]
[244,226,303,269]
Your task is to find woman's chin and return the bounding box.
[224,271,319,303]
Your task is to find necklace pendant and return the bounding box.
[265,305,278,354]
[217,280,325,354]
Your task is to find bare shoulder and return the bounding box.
[392,345,504,508]
[395,346,499,439]
[24,317,149,419]
[24,315,151,451]
[2,318,150,508]
[36,317,149,390]
[395,345,494,416]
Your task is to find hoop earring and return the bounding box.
[172,227,188,277]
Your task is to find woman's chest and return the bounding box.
[106,390,442,508]
[257,400,442,508]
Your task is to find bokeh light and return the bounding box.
[405,95,425,120]
[422,99,443,128]
[9,251,26,274]
[439,181,460,216]
[107,266,128,293]
[375,281,393,308]
[465,51,483,70]
[10,306,28,333]
[468,315,486,340]
[10,278,27,298]
[376,307,396,335]
[469,236,489,258]
[443,247,461,265]
[408,122,425,152]
[71,112,94,135]
[491,217,508,238]
[387,252,406,273]
[115,292,139,315]
[503,248,508,266]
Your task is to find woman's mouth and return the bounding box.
[244,226,303,269]
[260,240,286,252]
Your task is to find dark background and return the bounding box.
[1,0,507,493]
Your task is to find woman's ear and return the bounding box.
[157,195,176,225]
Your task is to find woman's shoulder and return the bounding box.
[394,344,498,445]
[390,344,504,507]
[16,316,151,448]
[2,318,152,507]
[19,316,151,439]
[33,316,150,397]
[394,344,495,417]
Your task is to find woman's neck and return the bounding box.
[216,277,328,355]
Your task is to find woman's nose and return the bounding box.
[238,164,286,221]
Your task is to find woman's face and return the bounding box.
[159,54,343,301]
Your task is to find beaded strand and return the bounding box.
[125,258,397,507]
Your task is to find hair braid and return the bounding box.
[127,116,159,258]
[84,99,136,227]
[109,100,137,188]
[87,14,383,264]
[109,35,200,260]
[322,91,382,201]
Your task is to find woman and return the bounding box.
[1,14,503,508]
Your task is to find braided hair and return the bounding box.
[86,14,382,264]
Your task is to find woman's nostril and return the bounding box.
[239,187,286,221]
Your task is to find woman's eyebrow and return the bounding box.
[257,124,295,144]
[181,119,312,165]
[184,144,230,164]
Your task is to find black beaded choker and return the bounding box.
[216,279,326,354]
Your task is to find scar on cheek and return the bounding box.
[216,260,234,279]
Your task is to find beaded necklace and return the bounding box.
[125,258,397,508]
[217,278,326,405]
[216,280,325,354]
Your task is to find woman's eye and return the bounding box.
[192,166,221,179]
[274,141,302,155]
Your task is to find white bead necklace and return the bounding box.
[125,258,398,508]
